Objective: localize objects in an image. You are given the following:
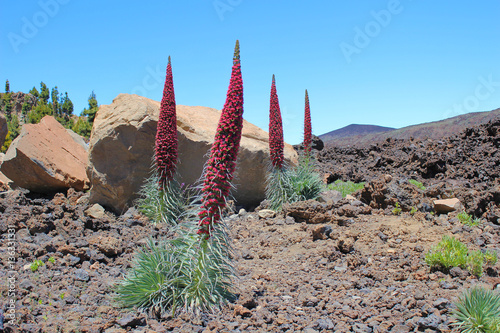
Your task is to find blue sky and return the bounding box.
[1,1,499,144]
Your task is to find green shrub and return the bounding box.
[409,179,426,191]
[425,235,497,277]
[114,224,234,315]
[286,156,324,203]
[327,180,365,198]
[410,206,418,215]
[457,211,481,227]
[452,286,500,333]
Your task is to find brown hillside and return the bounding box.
[323,108,500,147]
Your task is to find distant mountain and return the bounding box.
[319,124,395,141]
[319,108,500,146]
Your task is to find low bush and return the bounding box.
[457,211,481,227]
[327,180,365,198]
[425,235,497,277]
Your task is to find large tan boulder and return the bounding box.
[87,93,297,213]
[0,114,7,147]
[0,153,12,191]
[0,116,89,192]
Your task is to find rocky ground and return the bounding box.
[0,119,499,333]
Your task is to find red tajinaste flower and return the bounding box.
[269,74,284,169]
[198,40,244,236]
[304,89,312,155]
[155,56,178,188]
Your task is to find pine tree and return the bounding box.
[83,91,98,123]
[51,86,60,116]
[29,87,39,99]
[61,92,74,116]
[40,82,50,104]
[5,80,10,93]
[21,95,31,116]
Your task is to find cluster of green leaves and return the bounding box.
[392,202,402,215]
[115,223,234,315]
[266,156,324,211]
[30,259,45,272]
[409,179,426,191]
[425,235,498,277]
[457,211,482,227]
[327,180,365,198]
[453,286,500,333]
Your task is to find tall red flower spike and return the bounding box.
[269,75,284,169]
[155,56,178,189]
[303,89,312,155]
[198,40,244,236]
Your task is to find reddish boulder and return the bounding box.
[0,116,89,192]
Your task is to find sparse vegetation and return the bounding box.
[425,235,497,277]
[392,202,402,215]
[327,180,365,198]
[457,211,481,227]
[452,286,500,333]
[410,206,418,215]
[30,259,45,272]
[409,179,426,191]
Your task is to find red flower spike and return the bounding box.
[269,74,284,169]
[155,56,178,188]
[304,89,312,155]
[198,40,244,236]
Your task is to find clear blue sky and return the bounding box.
[1,1,499,144]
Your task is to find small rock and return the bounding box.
[241,250,254,260]
[433,198,461,214]
[258,209,276,219]
[450,261,465,274]
[85,203,106,219]
[433,298,450,310]
[352,322,371,332]
[19,279,35,291]
[69,256,81,266]
[285,216,295,224]
[378,232,388,241]
[312,225,332,241]
[345,194,356,201]
[74,268,90,282]
[315,318,335,330]
[116,314,146,328]
[238,208,247,216]
[418,314,442,330]
[337,236,355,253]
[233,304,252,318]
[318,190,342,203]
[303,328,319,333]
